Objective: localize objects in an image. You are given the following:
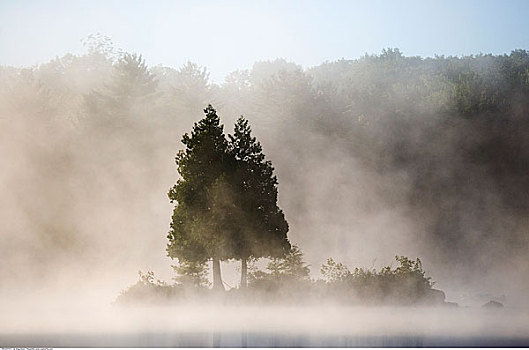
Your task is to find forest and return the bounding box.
[2,35,529,305]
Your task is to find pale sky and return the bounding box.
[1,0,529,81]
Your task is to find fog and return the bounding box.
[1,35,529,346]
[2,303,529,346]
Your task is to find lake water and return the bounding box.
[2,304,528,347]
[3,331,529,347]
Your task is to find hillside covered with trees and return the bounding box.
[2,35,529,303]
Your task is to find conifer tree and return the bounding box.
[227,117,290,288]
[167,109,290,291]
[85,53,157,127]
[167,105,232,291]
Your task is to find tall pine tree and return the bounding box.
[167,105,232,291]
[228,117,290,288]
[167,109,290,290]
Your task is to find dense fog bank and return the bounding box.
[1,39,528,305]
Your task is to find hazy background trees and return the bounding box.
[1,37,529,304]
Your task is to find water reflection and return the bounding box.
[3,331,529,347]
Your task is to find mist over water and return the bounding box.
[1,34,529,346]
[2,302,529,346]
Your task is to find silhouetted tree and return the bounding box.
[167,105,231,291]
[227,117,290,288]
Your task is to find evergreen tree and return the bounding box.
[167,105,232,291]
[172,259,209,288]
[269,245,310,281]
[227,117,291,288]
[85,52,157,129]
[248,245,310,287]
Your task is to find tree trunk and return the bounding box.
[240,258,248,289]
[212,258,225,291]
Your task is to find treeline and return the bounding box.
[2,34,529,293]
[116,250,445,306]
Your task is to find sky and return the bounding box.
[1,0,529,82]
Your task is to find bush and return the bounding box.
[319,256,438,305]
[247,245,312,302]
[115,270,184,305]
[116,255,445,306]
[321,258,351,283]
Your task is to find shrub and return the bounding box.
[115,270,184,305]
[319,256,437,305]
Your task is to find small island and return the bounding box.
[117,106,451,308]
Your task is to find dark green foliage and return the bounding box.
[227,117,290,284]
[167,105,231,262]
[167,105,235,290]
[167,108,290,290]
